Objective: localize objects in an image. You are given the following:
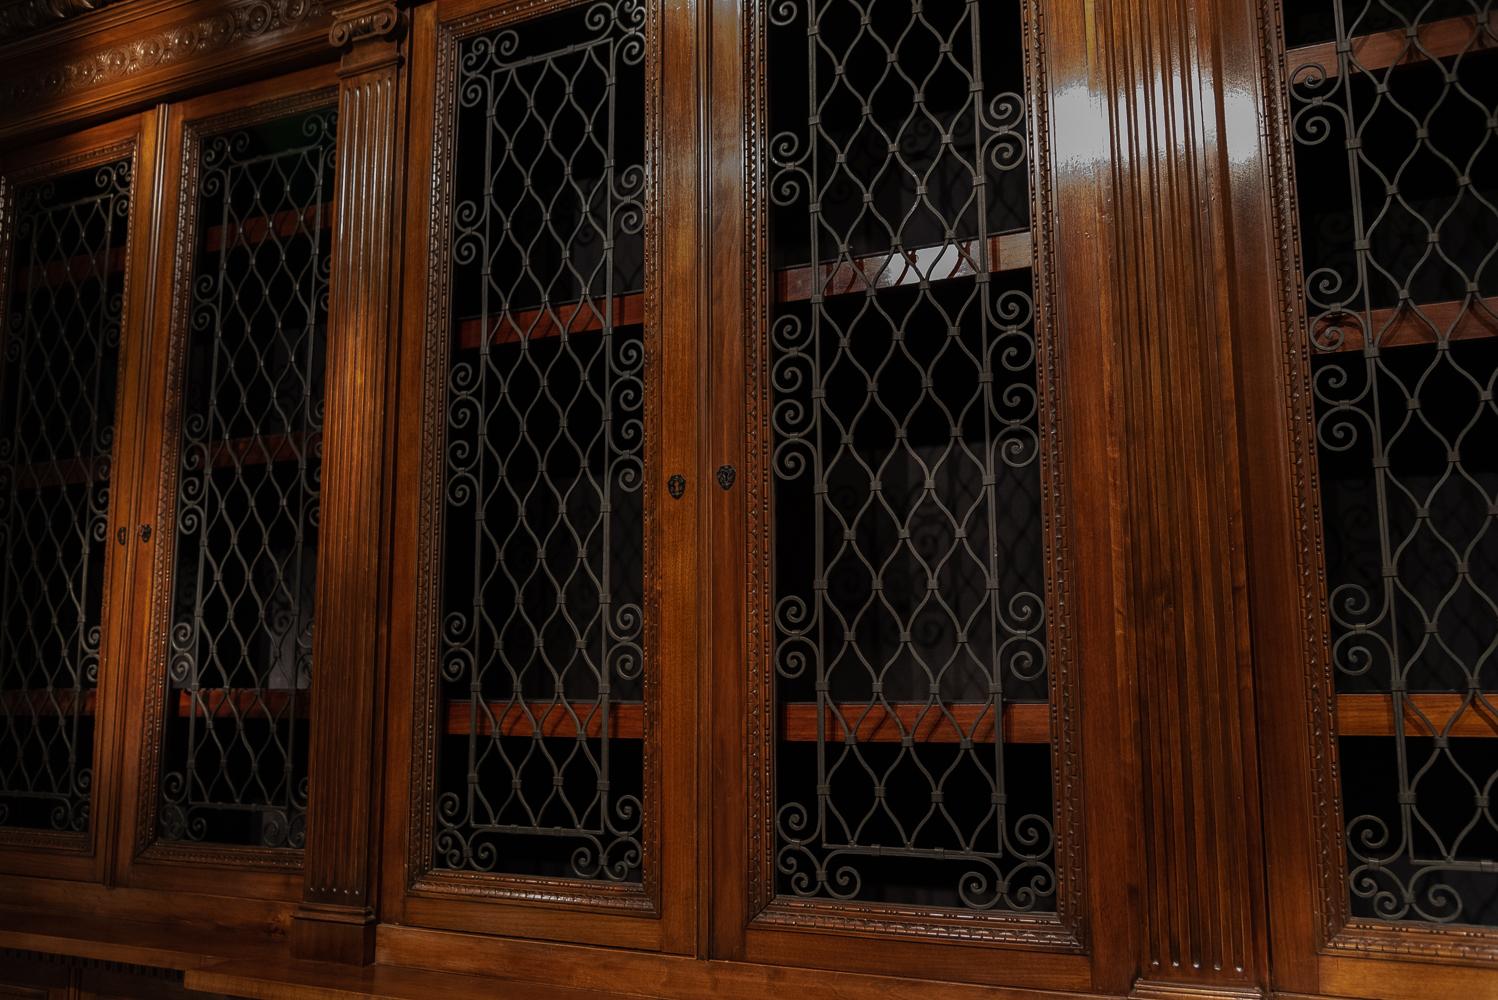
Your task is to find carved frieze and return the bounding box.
[0,0,327,110]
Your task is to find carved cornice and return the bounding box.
[328,0,399,48]
[0,0,121,44]
[0,0,327,108]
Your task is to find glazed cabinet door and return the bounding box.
[706,0,1133,990]
[117,67,342,899]
[1249,1,1498,997]
[0,115,161,885]
[382,0,697,951]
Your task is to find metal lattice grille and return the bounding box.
[158,107,335,850]
[1285,0,1498,925]
[767,0,1055,912]
[0,158,130,834]
[433,0,648,882]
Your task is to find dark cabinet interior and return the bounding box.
[764,0,1057,916]
[432,0,649,884]
[156,101,335,853]
[1284,0,1498,929]
[0,153,130,838]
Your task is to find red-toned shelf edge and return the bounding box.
[1337,692,1498,738]
[1287,14,1495,78]
[1314,295,1498,353]
[9,431,317,490]
[7,205,334,293]
[10,453,109,490]
[0,688,306,721]
[441,699,1051,744]
[0,689,97,715]
[202,204,332,253]
[177,689,306,721]
[8,691,1487,741]
[8,247,128,293]
[454,229,1035,350]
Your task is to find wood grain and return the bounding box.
[435,700,1051,744]
[1313,296,1498,353]
[1103,0,1266,986]
[1335,693,1498,739]
[291,0,406,965]
[1286,14,1495,78]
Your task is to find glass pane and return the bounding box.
[1284,0,1498,926]
[432,0,648,882]
[157,107,335,850]
[0,157,131,834]
[767,0,1055,912]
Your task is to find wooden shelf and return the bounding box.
[451,230,1034,351]
[443,699,1049,745]
[1287,14,1494,78]
[7,431,316,492]
[7,204,333,293]
[202,203,332,253]
[176,688,307,722]
[445,700,645,740]
[455,293,644,350]
[0,688,96,716]
[1,689,308,721]
[1337,692,1498,738]
[9,452,109,490]
[10,246,128,293]
[774,229,1034,303]
[782,700,1050,745]
[1314,295,1498,353]
[192,430,319,468]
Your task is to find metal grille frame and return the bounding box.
[406,0,663,914]
[1261,0,1498,963]
[0,136,140,858]
[742,0,1082,947]
[134,87,339,873]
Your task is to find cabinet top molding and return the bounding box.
[0,0,122,44]
[0,0,331,140]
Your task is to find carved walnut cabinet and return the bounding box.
[0,1,1494,998]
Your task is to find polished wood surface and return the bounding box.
[188,957,633,1000]
[1102,0,1267,988]
[1,0,1497,997]
[0,111,162,887]
[291,0,408,965]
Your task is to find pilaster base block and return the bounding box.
[290,903,376,965]
[1130,980,1266,1000]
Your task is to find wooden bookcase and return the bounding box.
[0,1,1493,999]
